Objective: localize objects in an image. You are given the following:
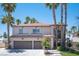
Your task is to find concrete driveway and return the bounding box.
[0,48,61,56]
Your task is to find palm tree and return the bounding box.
[24,16,39,24]
[24,16,31,24]
[1,3,16,48]
[31,18,39,23]
[16,19,21,25]
[46,3,59,49]
[3,32,7,38]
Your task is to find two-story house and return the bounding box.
[10,23,63,49]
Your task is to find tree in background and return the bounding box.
[71,26,77,33]
[31,18,39,23]
[24,16,39,24]
[24,16,31,24]
[3,32,7,38]
[16,19,21,25]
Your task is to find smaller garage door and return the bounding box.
[14,41,32,49]
[34,41,42,49]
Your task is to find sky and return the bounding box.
[0,3,79,35]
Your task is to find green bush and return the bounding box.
[42,37,51,49]
[57,46,66,51]
[67,40,72,47]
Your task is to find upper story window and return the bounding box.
[19,27,23,34]
[33,29,40,33]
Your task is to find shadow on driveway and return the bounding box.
[7,49,25,53]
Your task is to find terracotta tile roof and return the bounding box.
[12,23,66,27]
[12,23,50,27]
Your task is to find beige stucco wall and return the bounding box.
[12,26,51,35]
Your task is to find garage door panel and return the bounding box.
[34,41,42,49]
[14,41,32,49]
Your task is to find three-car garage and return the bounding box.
[10,36,53,49]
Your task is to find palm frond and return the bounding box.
[46,3,59,9]
[46,3,52,9]
[55,3,59,9]
[1,16,8,24]
[1,3,16,13]
[1,15,14,25]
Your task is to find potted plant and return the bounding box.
[42,37,51,54]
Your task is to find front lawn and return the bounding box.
[57,47,79,56]
[60,50,79,56]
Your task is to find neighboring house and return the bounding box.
[10,23,65,49]
[0,40,5,48]
[71,36,79,50]
[0,37,5,48]
[66,32,79,50]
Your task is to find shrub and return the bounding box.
[58,46,66,51]
[67,40,72,47]
[42,37,51,49]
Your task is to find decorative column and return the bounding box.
[50,26,54,49]
[51,37,53,49]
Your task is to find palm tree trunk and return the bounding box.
[52,3,57,49]
[7,13,11,49]
[61,3,64,49]
[63,3,67,49]
[7,23,10,49]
